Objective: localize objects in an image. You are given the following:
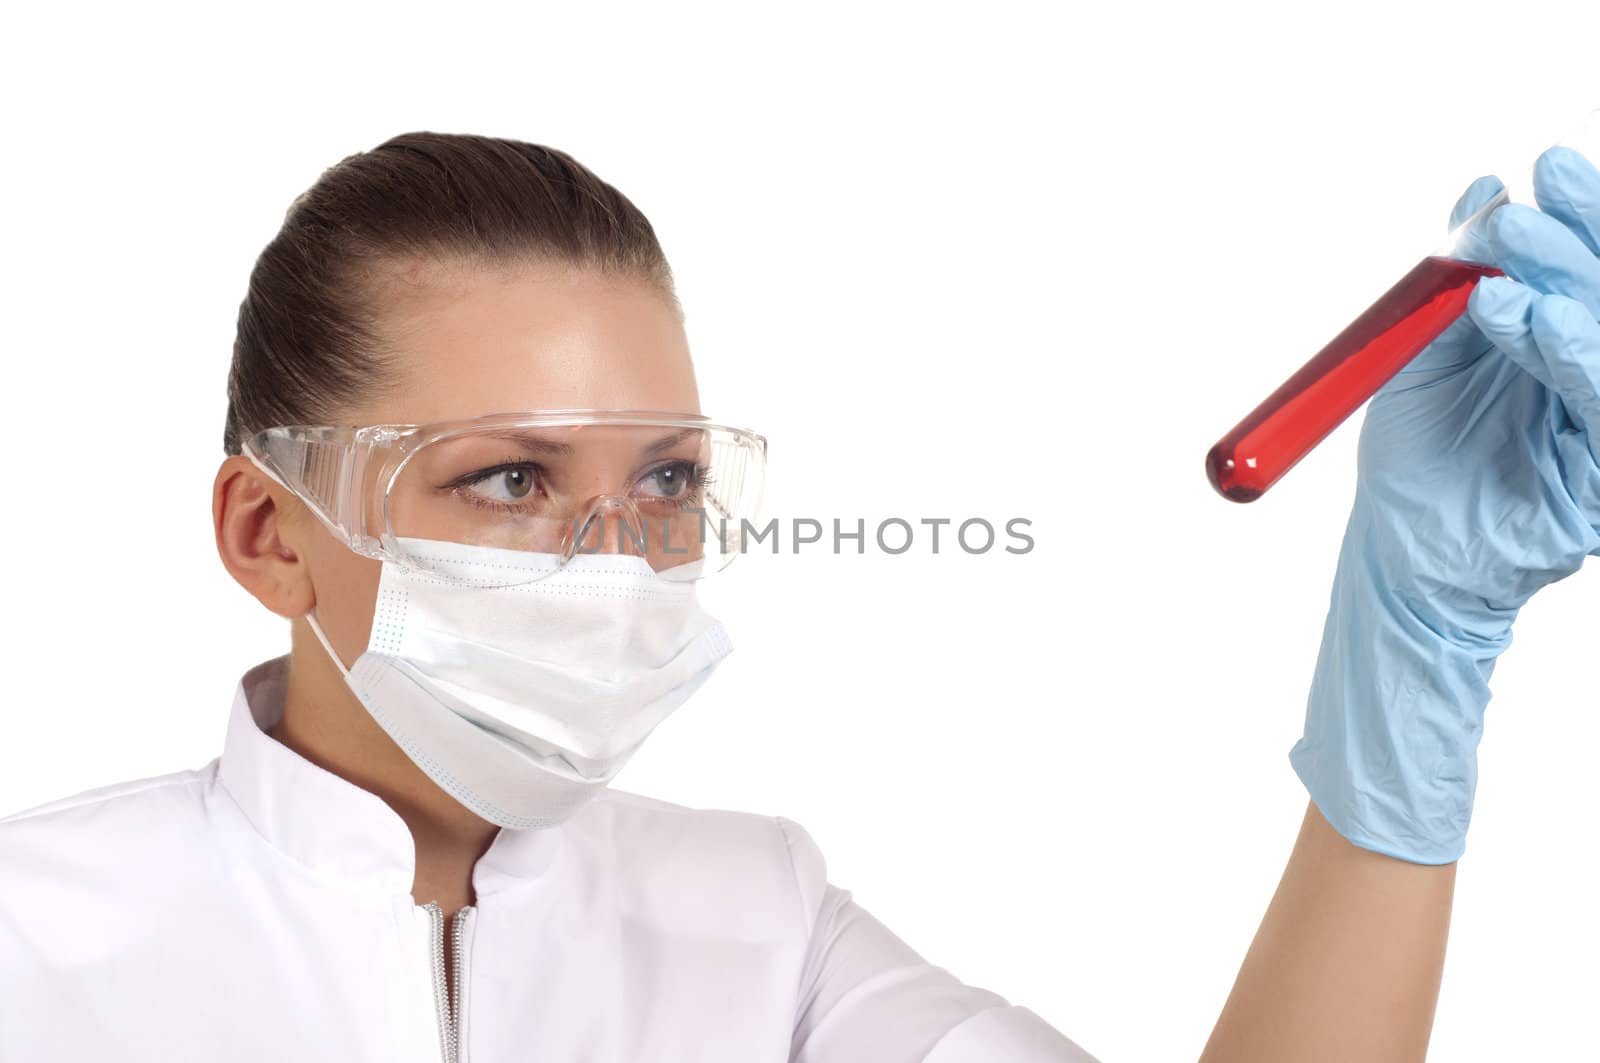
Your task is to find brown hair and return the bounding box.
[222,132,676,455]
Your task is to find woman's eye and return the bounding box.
[638,462,696,498]
[465,465,539,502]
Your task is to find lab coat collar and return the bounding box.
[216,655,564,896]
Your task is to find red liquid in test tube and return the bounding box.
[1205,256,1503,502]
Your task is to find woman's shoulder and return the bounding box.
[571,788,831,927]
[0,764,218,830]
[0,762,243,990]
[0,763,222,895]
[580,786,824,861]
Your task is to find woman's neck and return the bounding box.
[270,621,500,913]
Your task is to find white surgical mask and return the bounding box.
[304,537,733,829]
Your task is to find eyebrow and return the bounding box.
[640,428,702,456]
[480,430,575,456]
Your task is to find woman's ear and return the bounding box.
[212,455,316,619]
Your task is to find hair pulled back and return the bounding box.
[223,133,675,454]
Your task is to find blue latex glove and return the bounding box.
[1290,147,1600,864]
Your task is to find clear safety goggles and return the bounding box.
[241,411,768,587]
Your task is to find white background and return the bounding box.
[3,3,1598,1059]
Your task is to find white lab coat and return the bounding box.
[0,656,1097,1062]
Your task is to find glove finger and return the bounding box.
[1487,203,1600,318]
[1467,275,1559,392]
[1450,174,1506,228]
[1391,175,1510,384]
[1390,177,1525,388]
[1533,146,1600,258]
[1447,175,1506,266]
[1528,291,1600,441]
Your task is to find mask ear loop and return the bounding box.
[302,610,353,680]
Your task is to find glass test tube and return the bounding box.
[1206,108,1600,503]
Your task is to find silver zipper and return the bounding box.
[422,902,476,1063]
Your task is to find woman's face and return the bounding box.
[286,259,702,662]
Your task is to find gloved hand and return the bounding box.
[1290,146,1600,864]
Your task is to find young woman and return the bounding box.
[2,132,1597,1063]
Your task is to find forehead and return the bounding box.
[353,258,700,425]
